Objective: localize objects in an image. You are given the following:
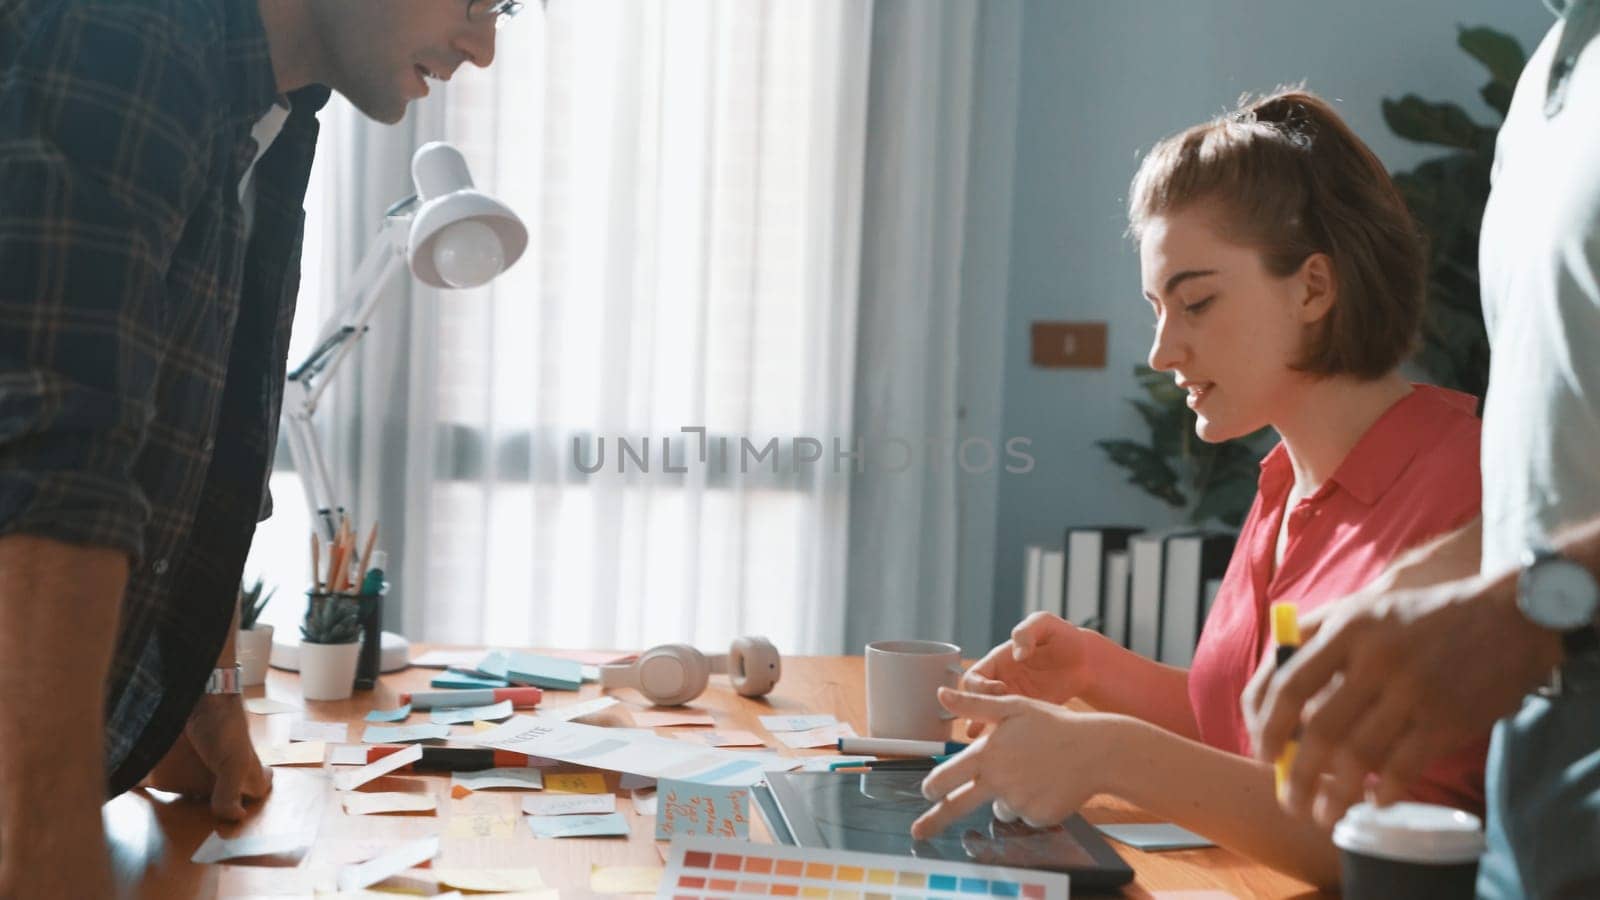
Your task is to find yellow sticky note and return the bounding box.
[444,815,519,838]
[257,741,326,766]
[434,867,546,892]
[473,720,497,732]
[590,865,664,895]
[545,772,607,794]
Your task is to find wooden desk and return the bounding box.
[107,653,1329,898]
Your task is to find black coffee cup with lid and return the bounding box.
[1332,802,1486,899]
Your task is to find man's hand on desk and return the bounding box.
[143,695,271,820]
[910,688,1131,839]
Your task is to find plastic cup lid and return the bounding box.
[1333,802,1486,865]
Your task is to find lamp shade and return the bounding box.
[406,142,528,289]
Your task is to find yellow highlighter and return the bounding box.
[1270,602,1301,800]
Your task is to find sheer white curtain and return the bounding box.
[248,1,874,654]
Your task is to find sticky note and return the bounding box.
[361,723,451,743]
[431,671,510,689]
[288,719,348,743]
[445,815,520,838]
[339,792,438,815]
[336,835,440,891]
[190,831,309,864]
[1097,823,1216,851]
[758,714,836,732]
[411,649,494,668]
[591,865,664,894]
[327,744,371,766]
[435,867,547,892]
[505,653,584,691]
[450,767,544,794]
[244,697,299,716]
[333,744,422,791]
[545,772,607,794]
[632,709,717,728]
[525,811,631,838]
[776,722,857,749]
[431,699,515,725]
[654,779,750,840]
[631,788,659,816]
[690,730,765,748]
[535,696,621,722]
[471,650,511,679]
[257,741,326,767]
[522,792,616,816]
[365,704,412,722]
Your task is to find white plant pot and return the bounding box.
[299,641,361,701]
[237,624,275,686]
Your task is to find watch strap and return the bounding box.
[205,664,243,695]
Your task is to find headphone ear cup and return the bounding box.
[635,644,710,706]
[727,636,780,697]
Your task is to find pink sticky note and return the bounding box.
[692,730,766,748]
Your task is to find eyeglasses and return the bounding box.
[466,0,529,27]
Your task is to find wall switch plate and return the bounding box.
[1031,321,1107,368]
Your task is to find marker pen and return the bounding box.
[1270,602,1301,800]
[363,746,536,771]
[397,686,543,709]
[836,737,969,757]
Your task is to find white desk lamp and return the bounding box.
[272,142,527,674]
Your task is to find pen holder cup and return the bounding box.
[299,588,383,700]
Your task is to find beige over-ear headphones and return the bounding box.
[598,637,781,707]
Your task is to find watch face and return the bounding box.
[1526,558,1600,630]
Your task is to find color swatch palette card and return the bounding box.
[662,836,1069,900]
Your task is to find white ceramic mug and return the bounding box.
[865,640,964,741]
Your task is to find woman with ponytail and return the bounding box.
[911,90,1487,890]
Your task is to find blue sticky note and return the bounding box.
[473,650,510,680]
[431,671,509,690]
[654,778,750,840]
[525,811,631,838]
[362,723,451,743]
[365,704,411,722]
[505,653,583,691]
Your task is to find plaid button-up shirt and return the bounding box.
[0,0,327,793]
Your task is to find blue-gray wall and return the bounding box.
[986,1,1557,641]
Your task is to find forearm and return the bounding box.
[0,536,126,845]
[1077,632,1201,741]
[1108,717,1341,890]
[1370,516,1482,593]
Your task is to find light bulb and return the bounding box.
[431,219,505,289]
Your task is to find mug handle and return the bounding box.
[937,662,965,721]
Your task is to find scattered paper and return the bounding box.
[365,704,412,722]
[289,719,348,743]
[450,767,545,795]
[318,839,390,865]
[340,792,438,816]
[687,730,765,748]
[525,812,631,838]
[337,835,440,892]
[632,709,716,728]
[631,788,658,816]
[190,831,309,864]
[619,773,656,791]
[333,744,422,791]
[434,867,547,892]
[796,755,874,772]
[775,721,857,749]
[361,723,451,743]
[522,793,616,816]
[1097,823,1216,851]
[472,716,776,787]
[244,698,299,716]
[511,693,630,721]
[545,772,607,794]
[257,741,326,767]
[590,865,664,895]
[328,744,372,766]
[445,815,519,838]
[758,714,836,732]
[655,779,749,840]
[473,720,497,732]
[430,699,514,725]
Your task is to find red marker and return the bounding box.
[396,687,543,709]
[363,746,538,771]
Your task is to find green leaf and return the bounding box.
[1458,26,1526,94]
[1381,96,1486,150]
[1480,81,1513,118]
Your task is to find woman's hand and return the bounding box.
[911,688,1130,839]
[960,613,1096,737]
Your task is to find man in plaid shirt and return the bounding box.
[0,0,513,893]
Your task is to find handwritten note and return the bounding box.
[522,793,617,816]
[654,779,750,840]
[758,714,836,732]
[545,772,607,794]
[526,811,631,838]
[775,721,857,749]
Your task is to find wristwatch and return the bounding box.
[205,664,244,695]
[1519,545,1600,693]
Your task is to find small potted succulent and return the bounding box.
[298,593,363,701]
[236,578,277,686]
